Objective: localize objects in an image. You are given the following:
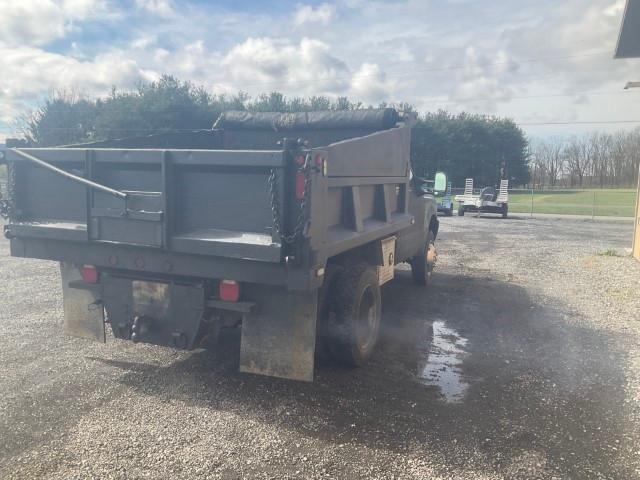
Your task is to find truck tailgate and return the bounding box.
[6,148,286,262]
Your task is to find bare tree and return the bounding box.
[532,128,639,188]
[622,129,640,187]
[534,138,565,187]
[565,136,590,187]
[588,132,612,187]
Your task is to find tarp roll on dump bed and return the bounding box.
[214,109,401,131]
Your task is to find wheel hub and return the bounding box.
[427,243,438,267]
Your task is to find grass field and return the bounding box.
[508,189,636,217]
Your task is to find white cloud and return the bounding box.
[0,44,154,126]
[294,3,336,26]
[350,63,392,103]
[446,47,515,112]
[0,0,106,46]
[131,34,157,50]
[0,46,149,97]
[134,0,173,17]
[221,37,350,94]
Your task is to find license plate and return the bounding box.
[133,281,170,317]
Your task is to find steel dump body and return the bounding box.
[4,109,437,381]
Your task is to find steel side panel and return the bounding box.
[8,148,286,168]
[60,262,105,342]
[240,287,318,382]
[325,213,413,258]
[325,127,410,177]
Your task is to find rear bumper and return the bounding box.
[9,236,321,291]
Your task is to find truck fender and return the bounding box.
[429,214,439,239]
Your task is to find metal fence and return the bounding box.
[450,188,636,218]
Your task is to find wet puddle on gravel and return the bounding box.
[418,319,469,403]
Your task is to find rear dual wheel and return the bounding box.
[320,264,382,367]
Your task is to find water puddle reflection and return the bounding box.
[418,319,469,403]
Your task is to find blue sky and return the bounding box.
[0,0,639,141]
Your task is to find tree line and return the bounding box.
[530,130,640,189]
[16,75,534,186]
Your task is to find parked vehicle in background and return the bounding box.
[420,171,453,216]
[456,178,509,218]
[436,174,454,216]
[2,109,439,382]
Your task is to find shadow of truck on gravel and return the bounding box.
[90,270,634,479]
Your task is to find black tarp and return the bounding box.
[214,109,400,131]
[60,109,403,149]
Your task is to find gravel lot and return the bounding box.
[0,215,639,479]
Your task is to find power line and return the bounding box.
[424,90,639,106]
[211,51,612,90]
[518,120,640,126]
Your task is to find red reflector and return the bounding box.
[295,155,306,166]
[295,171,306,200]
[219,280,240,302]
[80,265,98,284]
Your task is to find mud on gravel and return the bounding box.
[0,216,638,479]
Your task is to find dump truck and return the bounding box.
[1,109,439,381]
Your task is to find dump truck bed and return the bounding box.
[4,109,415,290]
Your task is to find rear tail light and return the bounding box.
[219,279,240,302]
[80,265,98,284]
[295,171,306,200]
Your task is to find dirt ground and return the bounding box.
[0,215,638,479]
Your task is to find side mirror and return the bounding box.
[434,171,447,193]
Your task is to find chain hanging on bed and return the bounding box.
[268,157,311,244]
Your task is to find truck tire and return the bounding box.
[326,264,382,367]
[411,229,435,287]
[457,205,465,216]
[501,204,508,219]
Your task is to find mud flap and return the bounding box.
[60,262,105,342]
[240,287,318,382]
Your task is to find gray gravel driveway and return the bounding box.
[0,216,638,479]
